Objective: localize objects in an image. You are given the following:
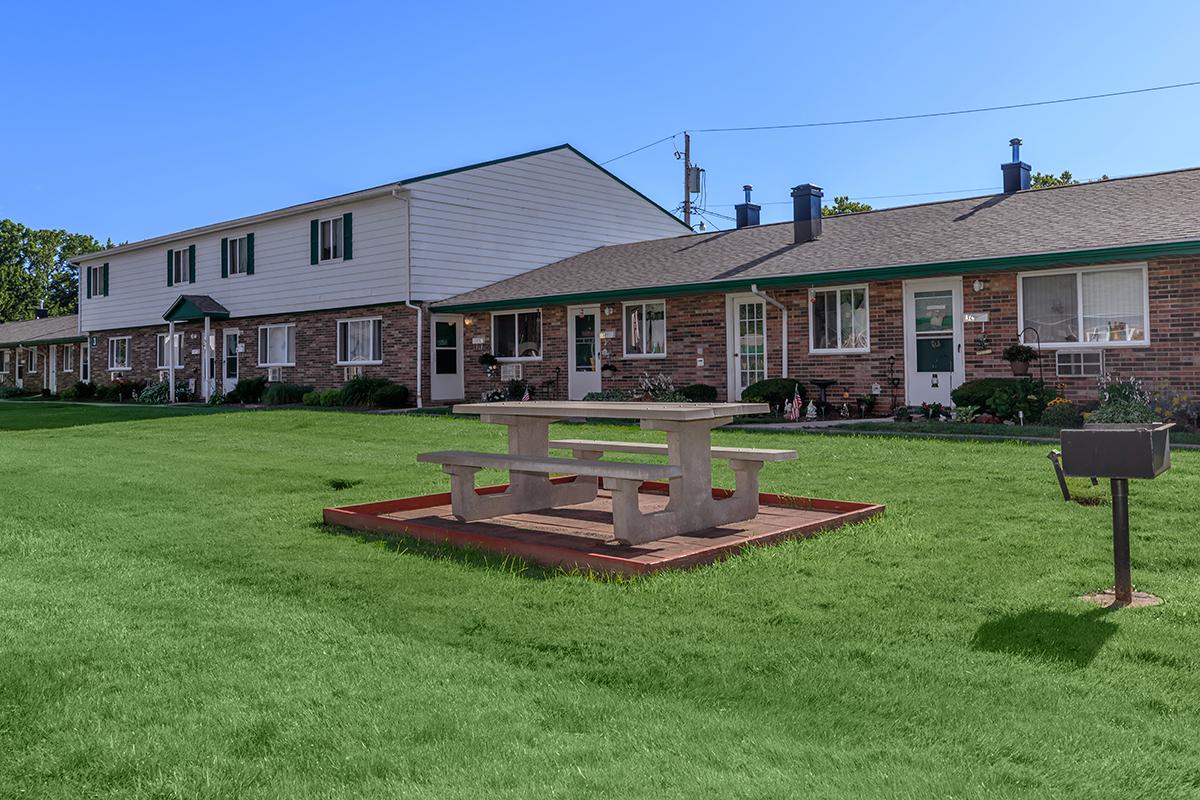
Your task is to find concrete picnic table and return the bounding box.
[417,401,797,544]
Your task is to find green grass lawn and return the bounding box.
[2,402,1199,798]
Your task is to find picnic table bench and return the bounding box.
[416,401,797,545]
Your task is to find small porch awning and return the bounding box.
[163,295,230,323]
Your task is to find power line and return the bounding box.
[599,79,1200,163]
[694,80,1200,133]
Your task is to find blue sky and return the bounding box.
[3,0,1199,242]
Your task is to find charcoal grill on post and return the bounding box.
[1058,423,1173,604]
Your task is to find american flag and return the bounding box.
[785,386,802,421]
[521,385,531,401]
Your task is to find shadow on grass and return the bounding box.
[318,522,635,583]
[0,401,233,432]
[971,608,1119,668]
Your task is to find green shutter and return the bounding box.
[188,245,196,283]
[102,263,109,296]
[167,249,174,287]
[86,266,92,299]
[246,233,255,275]
[342,212,353,261]
[221,238,229,278]
[310,220,319,265]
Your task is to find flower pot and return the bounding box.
[1009,360,1030,376]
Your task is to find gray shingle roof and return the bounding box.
[437,166,1200,309]
[0,315,81,347]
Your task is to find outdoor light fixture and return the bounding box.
[973,279,985,292]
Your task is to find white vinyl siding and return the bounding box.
[257,324,296,367]
[492,310,541,360]
[1018,264,1149,348]
[108,337,130,371]
[336,318,382,364]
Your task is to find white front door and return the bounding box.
[567,306,602,400]
[431,314,465,401]
[903,278,965,407]
[726,295,767,400]
[48,346,58,394]
[222,330,240,394]
[14,349,23,388]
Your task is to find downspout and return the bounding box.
[750,284,788,378]
[393,187,423,408]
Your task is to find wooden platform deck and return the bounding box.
[324,480,884,576]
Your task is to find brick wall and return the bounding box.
[0,344,84,394]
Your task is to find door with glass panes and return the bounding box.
[222,330,240,394]
[726,295,767,400]
[903,278,964,407]
[567,306,601,400]
[431,315,464,401]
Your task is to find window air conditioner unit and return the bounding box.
[268,367,282,382]
[500,363,522,381]
[344,365,365,380]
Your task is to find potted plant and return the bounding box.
[1003,343,1038,376]
[478,352,499,377]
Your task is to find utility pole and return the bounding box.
[682,132,691,229]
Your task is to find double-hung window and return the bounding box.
[227,236,248,275]
[1019,264,1148,347]
[170,248,189,285]
[810,285,869,353]
[0,350,8,373]
[623,301,667,357]
[319,217,343,262]
[258,324,296,367]
[109,337,130,371]
[88,265,106,297]
[28,348,38,373]
[337,318,382,364]
[62,345,74,372]
[492,310,541,359]
[156,333,185,369]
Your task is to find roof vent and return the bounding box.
[735,184,761,229]
[1001,138,1031,193]
[791,184,823,243]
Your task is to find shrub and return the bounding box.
[1040,398,1084,429]
[1088,400,1157,424]
[582,389,632,402]
[207,389,226,406]
[987,379,1057,422]
[680,383,718,403]
[341,376,393,406]
[96,380,145,403]
[319,388,344,407]
[0,386,34,399]
[263,383,313,406]
[138,382,169,404]
[69,381,96,400]
[638,372,676,400]
[503,379,528,401]
[301,391,321,406]
[1151,388,1199,429]
[952,404,980,423]
[369,383,409,408]
[59,385,80,401]
[741,379,807,413]
[1098,373,1149,406]
[951,378,1023,412]
[229,376,268,404]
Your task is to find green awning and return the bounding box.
[163,295,230,322]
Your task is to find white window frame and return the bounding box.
[62,345,74,373]
[108,337,131,371]
[622,300,668,359]
[1017,263,1150,350]
[336,317,383,365]
[808,284,871,354]
[171,248,189,285]
[80,344,90,383]
[257,323,296,368]
[318,216,343,263]
[28,347,38,373]
[156,332,185,369]
[227,235,249,276]
[0,349,8,373]
[491,309,543,362]
[88,265,105,297]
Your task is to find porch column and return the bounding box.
[202,316,211,402]
[167,320,176,404]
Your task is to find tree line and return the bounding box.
[0,219,113,323]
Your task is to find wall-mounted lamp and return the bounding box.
[463,318,473,327]
[603,306,615,315]
[972,279,986,293]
